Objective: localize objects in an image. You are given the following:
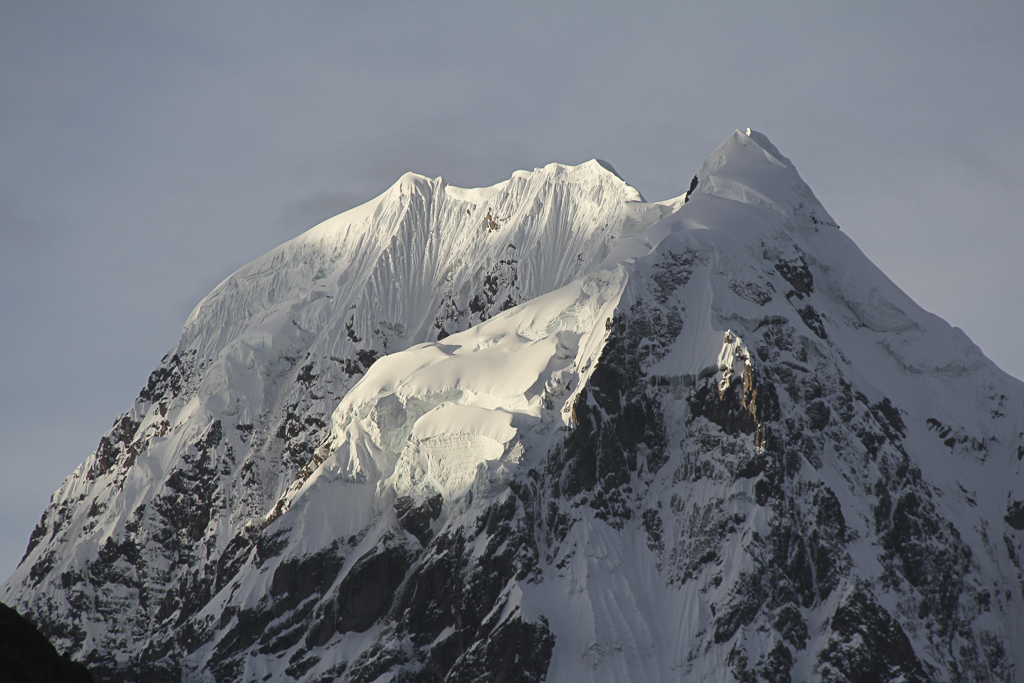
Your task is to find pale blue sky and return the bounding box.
[2,1,1022,579]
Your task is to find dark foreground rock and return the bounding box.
[0,602,93,683]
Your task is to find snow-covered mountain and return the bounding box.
[4,130,1023,683]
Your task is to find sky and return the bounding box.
[1,1,1022,581]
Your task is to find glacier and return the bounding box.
[3,129,1023,683]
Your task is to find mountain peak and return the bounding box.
[744,127,797,169]
[392,170,438,193]
[687,128,838,234]
[4,131,1022,683]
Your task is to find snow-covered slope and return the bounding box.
[4,130,1023,683]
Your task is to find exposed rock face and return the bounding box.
[816,588,932,683]
[4,130,1024,682]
